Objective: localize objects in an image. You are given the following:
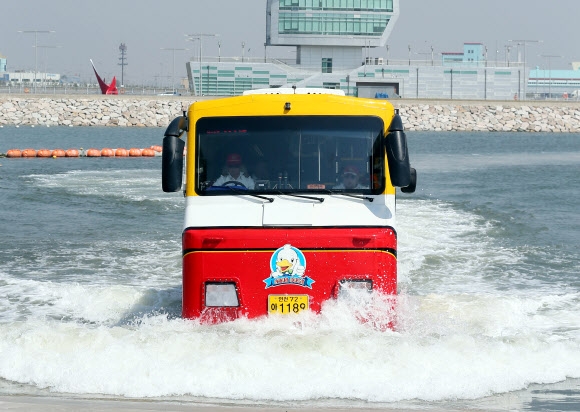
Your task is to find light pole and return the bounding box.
[242,41,246,62]
[18,30,55,93]
[186,33,219,96]
[36,45,61,89]
[484,46,488,67]
[541,54,562,99]
[509,40,541,100]
[161,47,188,94]
[431,45,434,66]
[505,45,512,67]
[408,45,411,66]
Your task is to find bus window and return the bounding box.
[195,116,384,195]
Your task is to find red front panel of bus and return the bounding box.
[181,227,397,321]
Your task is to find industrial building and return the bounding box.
[185,0,533,100]
[0,52,61,89]
[528,67,580,99]
[187,0,404,98]
[0,53,6,73]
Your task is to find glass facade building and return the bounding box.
[278,12,389,37]
[278,0,393,10]
[267,0,399,49]
[187,0,400,95]
[186,0,526,100]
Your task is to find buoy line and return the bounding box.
[3,145,164,158]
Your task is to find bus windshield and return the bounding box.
[195,116,385,195]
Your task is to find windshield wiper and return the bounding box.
[276,191,324,203]
[219,186,274,202]
[322,189,374,202]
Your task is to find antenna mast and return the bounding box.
[118,43,127,87]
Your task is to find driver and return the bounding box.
[333,165,368,189]
[213,153,255,189]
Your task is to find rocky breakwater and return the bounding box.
[1,95,580,132]
[0,96,189,127]
[397,103,580,133]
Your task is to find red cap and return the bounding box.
[226,153,242,165]
[343,165,359,176]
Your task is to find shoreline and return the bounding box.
[1,94,580,132]
[0,395,469,412]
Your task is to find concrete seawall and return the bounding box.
[1,94,580,132]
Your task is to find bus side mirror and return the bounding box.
[162,116,188,192]
[385,111,412,188]
[401,167,417,193]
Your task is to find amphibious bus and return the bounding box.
[162,88,416,323]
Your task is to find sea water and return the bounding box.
[0,126,579,410]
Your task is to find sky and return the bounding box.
[1,0,579,86]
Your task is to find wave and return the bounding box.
[1,164,579,403]
[0,291,579,401]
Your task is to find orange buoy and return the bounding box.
[65,149,79,157]
[86,148,101,157]
[115,148,129,157]
[51,149,66,158]
[129,148,142,157]
[101,148,114,157]
[150,145,162,153]
[37,149,52,158]
[141,148,156,157]
[6,149,22,158]
[21,149,37,158]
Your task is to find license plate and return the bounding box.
[268,295,309,314]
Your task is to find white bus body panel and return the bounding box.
[183,194,395,228]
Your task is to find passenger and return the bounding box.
[333,165,368,190]
[213,153,255,189]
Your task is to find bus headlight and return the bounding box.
[338,279,373,298]
[205,282,239,307]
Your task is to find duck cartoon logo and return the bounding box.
[263,244,315,289]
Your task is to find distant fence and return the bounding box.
[0,84,192,97]
[2,76,579,102]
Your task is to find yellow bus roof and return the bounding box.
[187,93,396,122]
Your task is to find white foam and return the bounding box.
[0,290,579,402]
[1,168,579,403]
[27,169,183,209]
[395,198,564,298]
[0,272,179,324]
